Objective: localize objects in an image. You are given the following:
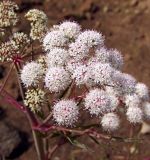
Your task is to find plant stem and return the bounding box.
[14,63,45,160]
[48,137,66,160]
[43,136,49,158]
[41,113,52,126]
[0,87,26,112]
[32,130,45,160]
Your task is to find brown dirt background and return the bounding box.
[1,0,150,159]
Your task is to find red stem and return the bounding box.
[0,86,26,112]
[0,85,39,126]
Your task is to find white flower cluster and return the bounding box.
[45,67,71,92]
[21,21,150,130]
[21,62,44,87]
[25,9,48,40]
[0,1,19,28]
[84,88,118,116]
[0,32,30,62]
[59,21,81,39]
[43,30,68,51]
[53,100,79,126]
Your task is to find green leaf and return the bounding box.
[89,136,101,145]
[66,136,94,152]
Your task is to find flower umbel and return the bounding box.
[0,1,19,28]
[21,62,44,87]
[53,100,79,126]
[24,88,45,113]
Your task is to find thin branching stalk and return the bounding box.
[48,137,67,160]
[14,62,45,160]
[0,84,26,112]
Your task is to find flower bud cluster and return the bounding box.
[10,32,30,51]
[21,20,150,131]
[0,32,30,62]
[24,88,45,113]
[0,42,15,62]
[0,1,19,28]
[25,9,48,40]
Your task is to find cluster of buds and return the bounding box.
[0,1,19,28]
[0,32,30,62]
[25,9,48,40]
[0,2,48,63]
[24,88,45,113]
[21,20,150,131]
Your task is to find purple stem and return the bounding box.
[0,85,39,126]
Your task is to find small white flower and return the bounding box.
[88,57,100,66]
[66,59,84,74]
[43,30,68,51]
[105,86,120,110]
[105,86,120,97]
[121,73,136,94]
[46,48,68,67]
[143,102,150,119]
[21,62,44,87]
[108,48,123,70]
[72,64,89,85]
[113,72,136,95]
[45,67,71,92]
[53,100,79,126]
[101,113,120,131]
[89,62,114,85]
[59,21,81,39]
[108,94,119,110]
[95,47,110,63]
[124,94,141,108]
[135,83,149,101]
[126,107,143,123]
[84,88,115,116]
[77,30,104,48]
[68,42,89,60]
